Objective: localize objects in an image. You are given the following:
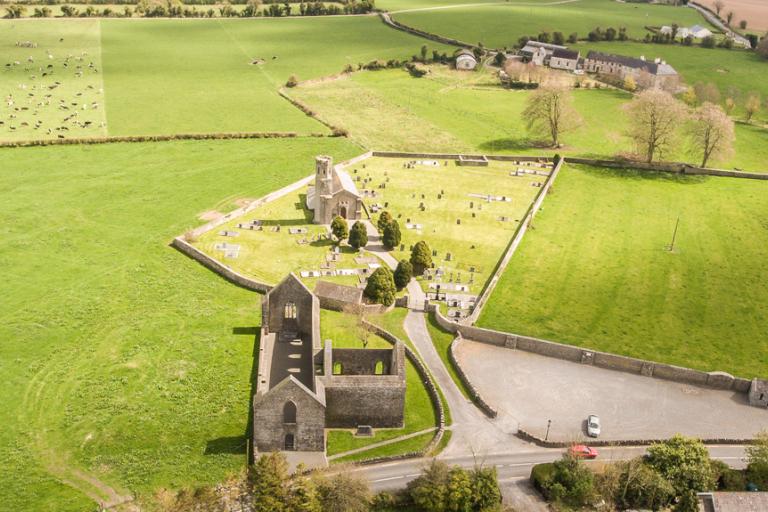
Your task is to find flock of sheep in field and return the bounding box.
[2,39,105,141]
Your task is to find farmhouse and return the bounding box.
[689,24,713,39]
[520,40,566,66]
[660,24,711,39]
[307,155,363,225]
[548,48,580,71]
[583,51,679,89]
[252,274,406,461]
[454,49,477,70]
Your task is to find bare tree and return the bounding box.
[503,59,526,82]
[744,92,761,122]
[693,82,721,104]
[522,83,581,147]
[724,96,736,114]
[726,10,734,25]
[713,0,724,15]
[688,103,735,167]
[624,89,688,163]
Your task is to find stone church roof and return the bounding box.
[314,280,363,304]
[332,168,359,197]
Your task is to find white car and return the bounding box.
[587,415,601,438]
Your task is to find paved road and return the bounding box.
[455,339,768,442]
[350,445,748,491]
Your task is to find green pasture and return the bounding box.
[0,19,107,141]
[321,310,437,458]
[292,66,768,171]
[478,164,768,378]
[0,136,359,511]
[392,0,710,47]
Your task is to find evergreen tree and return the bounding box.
[348,221,368,250]
[330,216,349,243]
[382,220,401,249]
[377,211,393,232]
[410,241,433,273]
[393,260,413,289]
[251,453,290,512]
[364,267,397,306]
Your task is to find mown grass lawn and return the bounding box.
[478,164,768,379]
[320,310,437,458]
[0,136,359,511]
[392,0,710,47]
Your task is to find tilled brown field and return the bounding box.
[702,0,768,32]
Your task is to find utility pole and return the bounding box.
[545,419,552,442]
[668,216,680,252]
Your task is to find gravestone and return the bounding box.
[470,201,473,209]
[432,249,437,257]
[446,252,452,261]
[472,213,476,218]
[400,243,404,251]
[456,218,461,225]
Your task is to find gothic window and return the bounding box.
[333,362,343,375]
[284,302,297,319]
[374,360,384,375]
[283,401,297,424]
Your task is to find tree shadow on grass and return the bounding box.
[205,436,247,455]
[574,162,708,185]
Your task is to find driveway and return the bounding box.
[454,339,768,442]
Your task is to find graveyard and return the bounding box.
[190,154,547,317]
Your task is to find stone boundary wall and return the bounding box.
[379,12,474,50]
[430,305,753,395]
[515,426,757,448]
[0,131,330,149]
[567,157,768,180]
[362,320,446,454]
[448,336,498,418]
[466,156,562,323]
[370,150,548,162]
[277,88,344,134]
[172,237,272,293]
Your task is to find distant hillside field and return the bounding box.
[479,164,768,379]
[391,0,711,48]
[700,0,768,32]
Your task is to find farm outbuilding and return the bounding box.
[454,49,477,71]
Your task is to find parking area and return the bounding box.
[455,339,768,442]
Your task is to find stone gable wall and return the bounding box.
[253,380,326,453]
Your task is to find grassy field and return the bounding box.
[392,0,710,47]
[478,164,768,379]
[0,20,107,141]
[1,17,450,140]
[320,310,437,458]
[0,136,360,511]
[293,66,768,171]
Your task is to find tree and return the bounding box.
[522,83,581,147]
[688,103,734,167]
[694,82,721,104]
[251,452,290,512]
[242,0,262,17]
[469,466,502,510]
[552,31,565,45]
[348,221,368,250]
[624,89,687,163]
[376,211,393,232]
[382,219,401,249]
[364,267,397,306]
[330,216,348,243]
[623,76,637,92]
[33,6,52,16]
[726,10,734,25]
[605,27,617,41]
[646,435,716,511]
[739,20,747,30]
[286,75,299,87]
[420,44,428,63]
[542,454,596,506]
[287,467,322,512]
[744,92,761,121]
[410,241,433,274]
[681,86,698,106]
[724,96,736,114]
[409,460,450,512]
[746,430,768,488]
[598,458,675,511]
[758,37,768,59]
[393,259,413,289]
[701,35,716,48]
[317,472,371,512]
[567,32,578,44]
[713,0,724,15]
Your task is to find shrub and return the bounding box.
[531,463,556,494]
[348,221,368,250]
[393,260,413,289]
[382,220,401,249]
[364,267,397,306]
[376,211,393,233]
[701,36,716,48]
[285,75,299,87]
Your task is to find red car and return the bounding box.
[569,444,598,459]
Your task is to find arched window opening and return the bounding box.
[333,362,343,375]
[284,434,295,451]
[283,401,297,424]
[374,360,384,375]
[284,302,297,319]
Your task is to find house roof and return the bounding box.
[332,168,360,197]
[698,492,768,512]
[690,24,709,33]
[314,280,363,304]
[585,51,676,76]
[525,40,567,51]
[552,48,579,60]
[454,49,476,59]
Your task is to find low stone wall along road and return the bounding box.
[455,339,768,443]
